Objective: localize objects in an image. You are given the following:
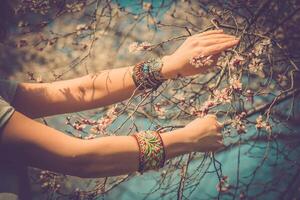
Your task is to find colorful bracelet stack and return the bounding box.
[132,130,166,174]
[131,58,166,90]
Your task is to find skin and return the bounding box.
[0,29,239,178]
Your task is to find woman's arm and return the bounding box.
[13,66,138,118]
[0,111,222,178]
[12,29,239,118]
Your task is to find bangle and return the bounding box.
[131,58,166,91]
[132,130,166,174]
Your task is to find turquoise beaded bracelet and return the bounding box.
[131,58,166,90]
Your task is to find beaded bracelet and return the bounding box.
[132,130,166,174]
[131,58,166,91]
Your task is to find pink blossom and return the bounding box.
[213,88,232,103]
[252,39,271,56]
[128,42,139,53]
[249,58,264,73]
[190,100,217,117]
[200,100,216,115]
[154,103,166,119]
[229,76,242,91]
[81,119,97,125]
[72,122,86,131]
[90,116,113,134]
[174,93,186,106]
[190,55,213,68]
[229,55,245,69]
[245,89,254,104]
[277,74,288,86]
[232,112,247,134]
[143,2,152,11]
[128,41,152,53]
[216,176,231,193]
[76,23,88,35]
[17,39,28,48]
[90,106,119,134]
[255,115,272,132]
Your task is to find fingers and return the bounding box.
[216,134,225,149]
[215,131,223,140]
[216,133,223,138]
[216,121,224,132]
[210,140,225,152]
[196,29,223,37]
[217,140,224,144]
[202,37,237,47]
[205,114,217,120]
[192,29,238,56]
[204,39,240,56]
[200,34,236,40]
[217,141,226,150]
[203,114,224,132]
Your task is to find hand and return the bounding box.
[161,29,239,79]
[183,114,224,152]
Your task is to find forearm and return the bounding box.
[1,111,190,178]
[13,66,141,118]
[71,129,189,178]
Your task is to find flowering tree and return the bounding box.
[1,0,300,199]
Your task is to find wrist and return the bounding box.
[161,55,179,80]
[160,128,192,160]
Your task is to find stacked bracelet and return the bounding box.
[132,130,166,174]
[131,58,166,90]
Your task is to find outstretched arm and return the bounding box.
[0,111,223,178]
[13,66,138,118]
[12,29,239,118]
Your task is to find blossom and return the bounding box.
[128,42,139,53]
[84,135,97,140]
[17,39,28,48]
[213,88,232,103]
[143,2,152,11]
[106,105,119,116]
[81,119,97,125]
[128,41,152,53]
[66,2,85,13]
[90,116,113,134]
[249,58,264,74]
[174,92,186,106]
[245,89,254,103]
[190,107,202,117]
[216,176,231,193]
[255,115,272,133]
[190,100,217,117]
[239,192,246,199]
[76,24,87,31]
[90,105,119,134]
[72,121,86,131]
[154,103,166,119]
[252,39,272,56]
[277,74,288,86]
[76,24,88,35]
[200,100,216,115]
[190,55,213,68]
[229,55,245,69]
[232,112,247,134]
[191,100,217,117]
[229,76,242,91]
[18,21,29,27]
[36,75,43,83]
